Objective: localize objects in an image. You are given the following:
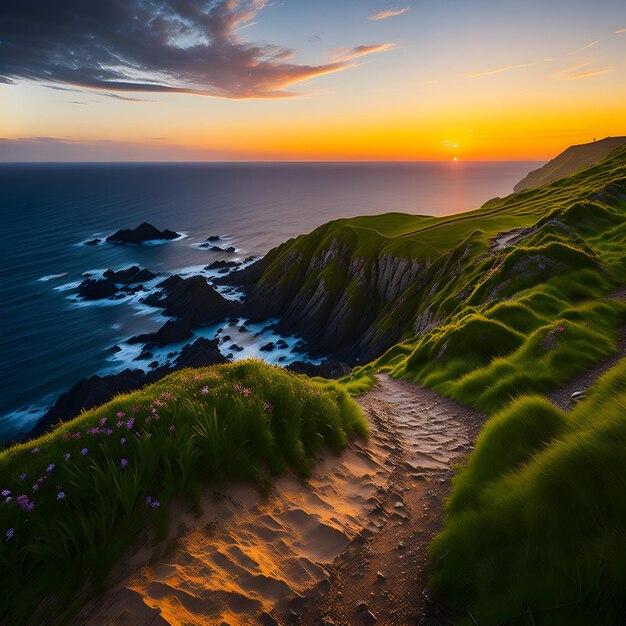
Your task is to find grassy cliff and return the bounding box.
[0,361,367,623]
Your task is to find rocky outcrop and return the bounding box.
[26,338,226,440]
[106,222,180,244]
[103,266,157,284]
[287,360,352,379]
[131,277,238,347]
[77,278,119,300]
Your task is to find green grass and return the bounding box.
[429,358,626,625]
[0,360,367,623]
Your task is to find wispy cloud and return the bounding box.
[464,63,533,79]
[559,67,616,80]
[368,7,410,21]
[331,43,397,63]
[0,0,392,99]
[615,28,626,34]
[553,59,615,80]
[579,39,599,51]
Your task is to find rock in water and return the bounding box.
[28,369,148,439]
[158,276,237,326]
[174,338,227,369]
[103,266,157,284]
[106,222,180,244]
[27,338,227,439]
[76,278,118,300]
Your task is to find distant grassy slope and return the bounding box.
[0,361,367,624]
[514,136,626,192]
[430,359,626,625]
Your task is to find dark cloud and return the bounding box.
[0,0,389,98]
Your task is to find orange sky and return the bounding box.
[1,1,625,161]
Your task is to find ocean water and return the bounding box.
[0,161,540,440]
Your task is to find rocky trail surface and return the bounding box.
[75,375,484,626]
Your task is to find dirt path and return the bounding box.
[75,375,484,626]
[294,375,484,626]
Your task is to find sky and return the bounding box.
[1,0,625,161]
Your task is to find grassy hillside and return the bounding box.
[430,359,626,624]
[240,144,626,363]
[0,361,367,623]
[514,136,626,192]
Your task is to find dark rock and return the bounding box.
[225,246,236,253]
[157,274,184,291]
[206,235,221,242]
[260,342,275,352]
[210,245,224,252]
[174,338,227,369]
[110,345,122,353]
[104,266,157,284]
[148,361,159,369]
[238,325,248,333]
[28,369,148,439]
[222,334,231,342]
[229,344,244,352]
[205,260,239,271]
[356,602,368,612]
[159,276,237,326]
[166,352,176,359]
[27,338,229,440]
[84,238,101,246]
[276,339,288,349]
[128,320,192,347]
[278,356,287,362]
[134,349,153,361]
[76,278,118,300]
[106,222,180,244]
[287,360,351,379]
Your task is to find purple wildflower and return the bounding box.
[120,437,126,445]
[99,417,108,426]
[116,411,126,418]
[1,490,10,497]
[32,484,40,492]
[130,405,139,413]
[264,401,272,411]
[201,386,209,394]
[146,432,152,439]
[46,464,55,473]
[145,496,152,504]
[151,500,160,509]
[6,528,14,542]
[56,491,66,501]
[64,453,71,460]
[16,495,34,511]
[5,497,12,503]
[116,420,124,428]
[19,473,26,481]
[126,417,135,430]
[120,458,128,468]
[169,425,176,432]
[81,448,88,456]
[31,447,41,454]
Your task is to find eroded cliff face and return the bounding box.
[232,226,475,362]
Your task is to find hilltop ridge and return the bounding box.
[514,136,626,192]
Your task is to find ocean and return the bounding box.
[0,161,540,441]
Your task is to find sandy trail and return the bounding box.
[75,375,484,626]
